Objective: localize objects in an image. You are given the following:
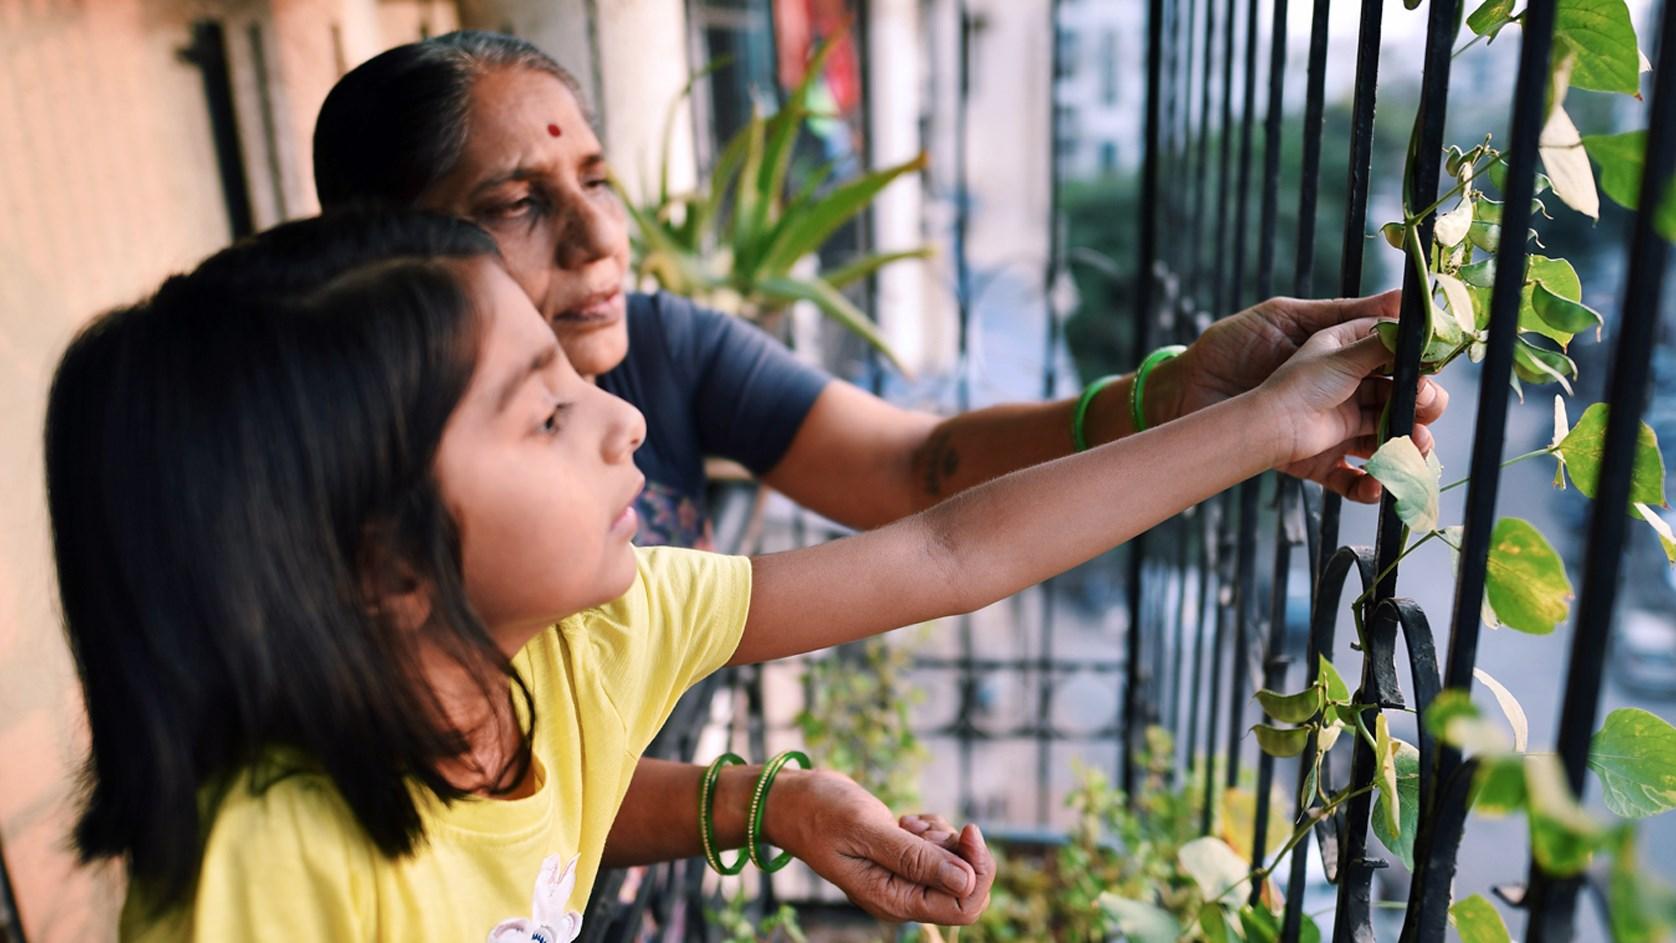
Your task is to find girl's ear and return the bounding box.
[359,525,435,632]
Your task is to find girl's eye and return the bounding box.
[542,403,570,435]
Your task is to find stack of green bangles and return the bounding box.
[698,749,812,875]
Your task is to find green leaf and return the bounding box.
[1634,503,1676,563]
[1484,517,1574,635]
[756,151,928,278]
[1380,221,1407,250]
[1606,829,1676,943]
[1540,104,1602,220]
[1450,894,1514,943]
[1588,708,1676,819]
[1460,257,1498,289]
[1555,0,1643,96]
[1521,255,1584,347]
[1474,667,1531,753]
[1238,906,1318,943]
[1319,656,1352,705]
[1469,0,1518,38]
[1532,281,1605,337]
[1514,337,1579,394]
[1199,903,1234,943]
[1098,895,1182,943]
[1525,752,1604,875]
[820,247,933,291]
[1256,686,1325,725]
[1472,757,1529,815]
[754,275,906,371]
[1253,724,1312,758]
[1178,836,1251,906]
[1469,219,1503,253]
[1372,736,1421,869]
[1585,130,1649,209]
[1555,403,1670,508]
[1364,436,1443,533]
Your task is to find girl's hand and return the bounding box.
[764,769,994,925]
[1254,316,1450,503]
[1156,290,1448,500]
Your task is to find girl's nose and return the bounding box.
[605,397,645,464]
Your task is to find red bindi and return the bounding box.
[547,123,563,138]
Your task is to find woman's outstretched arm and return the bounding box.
[760,292,1446,529]
[731,316,1403,666]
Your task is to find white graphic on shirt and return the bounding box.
[486,854,584,943]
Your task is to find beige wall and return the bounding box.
[0,2,454,939]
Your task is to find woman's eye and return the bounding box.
[486,197,537,220]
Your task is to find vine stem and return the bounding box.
[1404,151,1511,225]
[1439,447,1555,493]
[1346,530,1438,615]
[1205,783,1380,904]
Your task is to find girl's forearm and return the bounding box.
[600,758,768,867]
[734,390,1282,665]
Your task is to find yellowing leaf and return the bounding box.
[1376,715,1400,837]
[1178,836,1252,905]
[1450,894,1513,943]
[1555,403,1670,509]
[1634,503,1676,563]
[1365,436,1442,533]
[1436,198,1475,247]
[1373,736,1421,869]
[1541,104,1601,220]
[1435,271,1479,336]
[1473,667,1531,752]
[1484,518,1574,635]
[1588,707,1676,819]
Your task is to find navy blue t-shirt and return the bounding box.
[598,292,830,548]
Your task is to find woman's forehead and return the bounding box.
[458,68,599,173]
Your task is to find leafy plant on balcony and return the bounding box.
[618,37,928,372]
[796,635,928,812]
[1245,3,1676,940]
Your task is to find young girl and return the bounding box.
[46,211,1418,941]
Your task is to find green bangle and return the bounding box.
[699,752,748,875]
[1072,375,1123,452]
[745,750,812,873]
[1129,344,1187,433]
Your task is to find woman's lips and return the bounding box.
[554,288,622,323]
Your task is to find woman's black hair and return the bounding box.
[44,210,535,906]
[314,30,587,210]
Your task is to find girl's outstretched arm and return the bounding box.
[730,317,1402,666]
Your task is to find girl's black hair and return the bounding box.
[44,210,535,906]
[314,30,587,210]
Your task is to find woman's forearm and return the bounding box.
[735,390,1280,665]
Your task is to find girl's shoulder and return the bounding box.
[204,757,366,856]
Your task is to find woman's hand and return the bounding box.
[1157,291,1448,500]
[1253,316,1449,501]
[764,769,993,925]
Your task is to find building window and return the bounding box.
[1099,140,1118,175]
[1055,25,1078,79]
[1099,30,1118,105]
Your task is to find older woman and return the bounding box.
[310,30,1445,923]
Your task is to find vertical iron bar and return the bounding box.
[1248,0,1290,887]
[1400,3,1557,941]
[1037,0,1064,830]
[1526,1,1676,938]
[1189,0,1217,310]
[1277,2,1335,940]
[1214,0,1237,319]
[954,1,976,821]
[1337,2,1460,940]
[1223,0,1262,796]
[1124,0,1167,803]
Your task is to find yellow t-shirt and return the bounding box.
[120,546,751,942]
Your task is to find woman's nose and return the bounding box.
[553,197,622,269]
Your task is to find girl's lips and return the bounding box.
[610,480,643,538]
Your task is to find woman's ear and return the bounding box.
[359,526,434,632]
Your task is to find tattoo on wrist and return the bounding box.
[917,429,960,497]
